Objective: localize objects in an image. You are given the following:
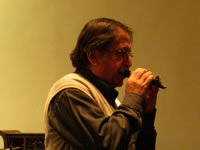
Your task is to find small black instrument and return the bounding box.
[120,69,166,89]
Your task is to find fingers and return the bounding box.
[126,68,154,97]
[130,68,147,80]
[141,71,154,87]
[131,68,154,87]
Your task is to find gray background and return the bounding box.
[0,0,199,149]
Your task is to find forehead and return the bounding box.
[109,27,131,50]
[116,27,131,42]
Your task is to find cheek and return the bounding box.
[103,58,124,76]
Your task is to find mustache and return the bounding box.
[119,68,166,89]
[119,68,131,77]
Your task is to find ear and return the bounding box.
[87,51,99,65]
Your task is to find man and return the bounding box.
[44,18,159,150]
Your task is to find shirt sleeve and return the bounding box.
[135,109,157,150]
[47,88,154,150]
[122,92,157,150]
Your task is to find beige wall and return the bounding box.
[0,0,199,149]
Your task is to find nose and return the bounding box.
[123,55,132,67]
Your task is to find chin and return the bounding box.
[119,82,123,87]
[115,80,124,87]
[112,75,124,88]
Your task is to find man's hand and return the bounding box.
[125,68,159,112]
[144,85,159,112]
[125,68,154,97]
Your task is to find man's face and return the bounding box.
[96,28,132,88]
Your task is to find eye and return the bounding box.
[116,49,133,58]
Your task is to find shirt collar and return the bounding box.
[75,67,119,108]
